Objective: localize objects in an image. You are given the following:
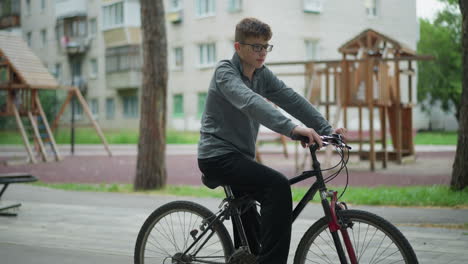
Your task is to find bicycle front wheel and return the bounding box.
[294,209,418,264]
[134,200,234,264]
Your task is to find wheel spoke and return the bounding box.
[296,210,416,264]
[135,201,232,264]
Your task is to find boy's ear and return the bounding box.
[234,42,241,51]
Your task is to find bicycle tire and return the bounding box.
[134,200,234,264]
[294,209,418,264]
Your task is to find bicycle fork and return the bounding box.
[320,190,358,264]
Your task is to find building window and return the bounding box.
[55,23,63,42]
[74,102,83,118]
[40,29,46,47]
[305,40,320,60]
[40,29,47,48]
[26,31,32,47]
[106,45,141,73]
[227,0,242,13]
[103,1,124,29]
[195,0,215,17]
[197,92,207,117]
[41,0,46,12]
[91,98,99,119]
[122,95,138,118]
[0,0,20,16]
[26,0,31,15]
[89,18,97,36]
[303,0,323,13]
[170,0,183,11]
[106,98,115,119]
[173,94,184,117]
[90,58,98,78]
[173,47,183,69]
[198,43,216,67]
[365,0,378,17]
[54,63,62,80]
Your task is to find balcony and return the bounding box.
[0,0,21,29]
[55,0,87,20]
[103,27,141,47]
[167,10,183,24]
[60,35,91,55]
[107,70,141,90]
[57,16,90,55]
[0,14,20,29]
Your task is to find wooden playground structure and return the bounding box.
[266,29,433,171]
[0,33,111,164]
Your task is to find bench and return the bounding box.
[0,172,37,216]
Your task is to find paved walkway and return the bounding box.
[0,144,457,187]
[0,185,467,263]
[0,144,465,263]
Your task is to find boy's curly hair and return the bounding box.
[235,18,272,42]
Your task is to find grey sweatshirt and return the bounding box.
[197,53,332,160]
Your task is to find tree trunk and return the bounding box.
[451,0,468,190]
[134,0,168,190]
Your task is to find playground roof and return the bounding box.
[339,29,416,57]
[0,32,59,89]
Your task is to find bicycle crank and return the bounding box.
[228,247,257,264]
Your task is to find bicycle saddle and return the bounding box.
[201,174,223,189]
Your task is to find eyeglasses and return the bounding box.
[239,42,274,52]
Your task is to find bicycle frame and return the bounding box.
[184,143,357,264]
[288,144,356,264]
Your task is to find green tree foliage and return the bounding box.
[417,0,462,121]
[38,90,58,122]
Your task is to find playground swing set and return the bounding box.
[0,33,111,164]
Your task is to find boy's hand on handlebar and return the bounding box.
[333,127,348,142]
[292,126,323,148]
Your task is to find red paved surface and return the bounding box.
[0,151,455,187]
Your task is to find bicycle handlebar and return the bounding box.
[291,134,352,150]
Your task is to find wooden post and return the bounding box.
[341,60,348,129]
[35,95,62,161]
[395,53,402,164]
[408,60,413,103]
[72,87,112,157]
[358,103,363,156]
[367,58,375,171]
[381,106,388,168]
[28,111,49,162]
[407,60,415,155]
[305,63,315,99]
[12,104,37,163]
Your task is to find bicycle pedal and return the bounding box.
[228,248,257,264]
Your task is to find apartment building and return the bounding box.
[1,0,432,131]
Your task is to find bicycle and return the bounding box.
[134,134,419,264]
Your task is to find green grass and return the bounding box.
[413,131,458,145]
[0,128,200,145]
[0,129,457,145]
[31,182,468,208]
[292,185,468,207]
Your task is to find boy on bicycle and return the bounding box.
[198,17,346,264]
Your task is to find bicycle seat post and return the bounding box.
[222,185,252,255]
[223,185,235,199]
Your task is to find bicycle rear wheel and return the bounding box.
[134,200,234,264]
[294,209,418,264]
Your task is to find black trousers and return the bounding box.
[198,152,292,264]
